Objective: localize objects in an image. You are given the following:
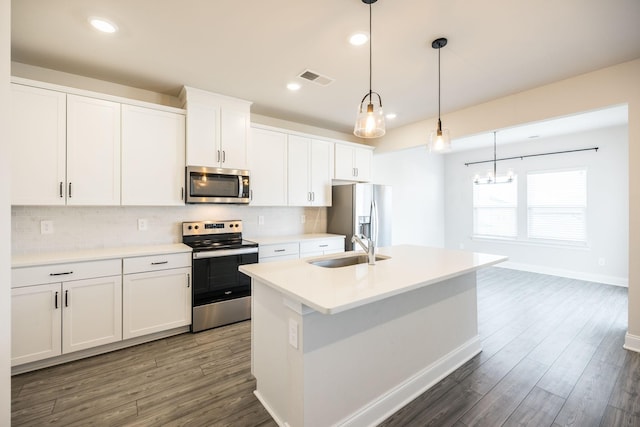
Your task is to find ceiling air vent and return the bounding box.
[298,69,334,86]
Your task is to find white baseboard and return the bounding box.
[254,391,287,427]
[337,336,482,427]
[497,261,628,287]
[624,332,640,353]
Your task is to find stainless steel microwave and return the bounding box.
[186,166,250,204]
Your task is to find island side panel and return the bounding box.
[252,278,305,426]
[301,272,481,427]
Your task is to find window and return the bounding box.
[527,169,587,243]
[473,177,517,238]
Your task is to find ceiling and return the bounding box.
[10,0,640,138]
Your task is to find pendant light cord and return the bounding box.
[493,132,497,179]
[368,2,372,102]
[438,46,441,125]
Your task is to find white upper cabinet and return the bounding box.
[180,86,251,170]
[66,95,121,205]
[334,143,373,182]
[249,127,288,206]
[288,135,332,206]
[11,84,67,205]
[121,105,186,205]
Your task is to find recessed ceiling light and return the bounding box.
[528,135,540,139]
[386,113,397,120]
[89,17,118,33]
[287,82,301,91]
[349,33,368,46]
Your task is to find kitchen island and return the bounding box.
[240,245,506,427]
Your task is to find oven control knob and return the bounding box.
[195,225,199,230]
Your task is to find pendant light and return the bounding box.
[354,0,385,138]
[428,37,451,152]
[473,132,514,184]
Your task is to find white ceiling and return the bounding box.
[10,0,640,137]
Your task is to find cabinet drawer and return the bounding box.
[300,238,345,254]
[258,243,299,259]
[123,252,191,274]
[12,259,121,288]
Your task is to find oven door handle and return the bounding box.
[193,247,259,259]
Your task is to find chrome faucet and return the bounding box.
[352,234,376,265]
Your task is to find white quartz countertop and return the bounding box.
[12,243,192,268]
[245,233,345,246]
[240,245,507,314]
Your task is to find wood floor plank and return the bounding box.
[502,386,565,427]
[608,350,640,417]
[599,405,640,427]
[552,359,621,426]
[459,357,548,426]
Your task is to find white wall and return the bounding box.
[373,146,445,247]
[444,125,628,285]
[12,206,326,254]
[1,0,11,422]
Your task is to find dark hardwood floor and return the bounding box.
[12,268,638,426]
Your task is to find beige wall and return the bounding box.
[1,0,11,422]
[374,59,640,349]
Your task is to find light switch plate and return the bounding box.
[288,318,298,349]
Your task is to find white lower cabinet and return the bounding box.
[123,254,192,339]
[11,259,122,366]
[299,238,345,258]
[11,283,62,366]
[258,242,300,263]
[62,275,122,354]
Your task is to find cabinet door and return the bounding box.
[310,139,332,206]
[334,144,355,181]
[62,275,122,354]
[185,101,219,167]
[122,267,191,339]
[220,107,249,170]
[121,105,186,205]
[66,94,121,205]
[287,135,312,206]
[353,147,373,182]
[249,128,288,206]
[11,284,62,366]
[10,84,66,205]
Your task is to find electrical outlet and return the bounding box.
[301,215,306,224]
[137,218,148,231]
[258,215,265,225]
[288,318,298,349]
[598,257,606,266]
[40,220,54,235]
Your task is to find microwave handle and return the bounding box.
[238,175,244,198]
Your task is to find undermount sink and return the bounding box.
[307,254,391,268]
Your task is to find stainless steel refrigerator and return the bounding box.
[327,183,392,251]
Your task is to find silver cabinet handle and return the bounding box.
[222,150,226,163]
[224,291,232,295]
[355,168,359,177]
[311,192,315,202]
[59,182,64,198]
[68,182,72,198]
[319,244,328,248]
[217,150,221,163]
[187,273,190,288]
[274,249,286,253]
[151,261,168,265]
[49,271,73,276]
[250,190,253,201]
[54,291,59,309]
[64,290,69,307]
[181,187,184,201]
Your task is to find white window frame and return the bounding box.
[526,168,588,246]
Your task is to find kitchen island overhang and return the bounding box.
[240,245,507,427]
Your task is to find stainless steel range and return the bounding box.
[182,220,258,332]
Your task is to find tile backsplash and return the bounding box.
[11,205,327,255]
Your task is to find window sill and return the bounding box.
[471,235,590,251]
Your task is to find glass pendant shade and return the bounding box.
[428,119,451,152]
[354,95,385,138]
